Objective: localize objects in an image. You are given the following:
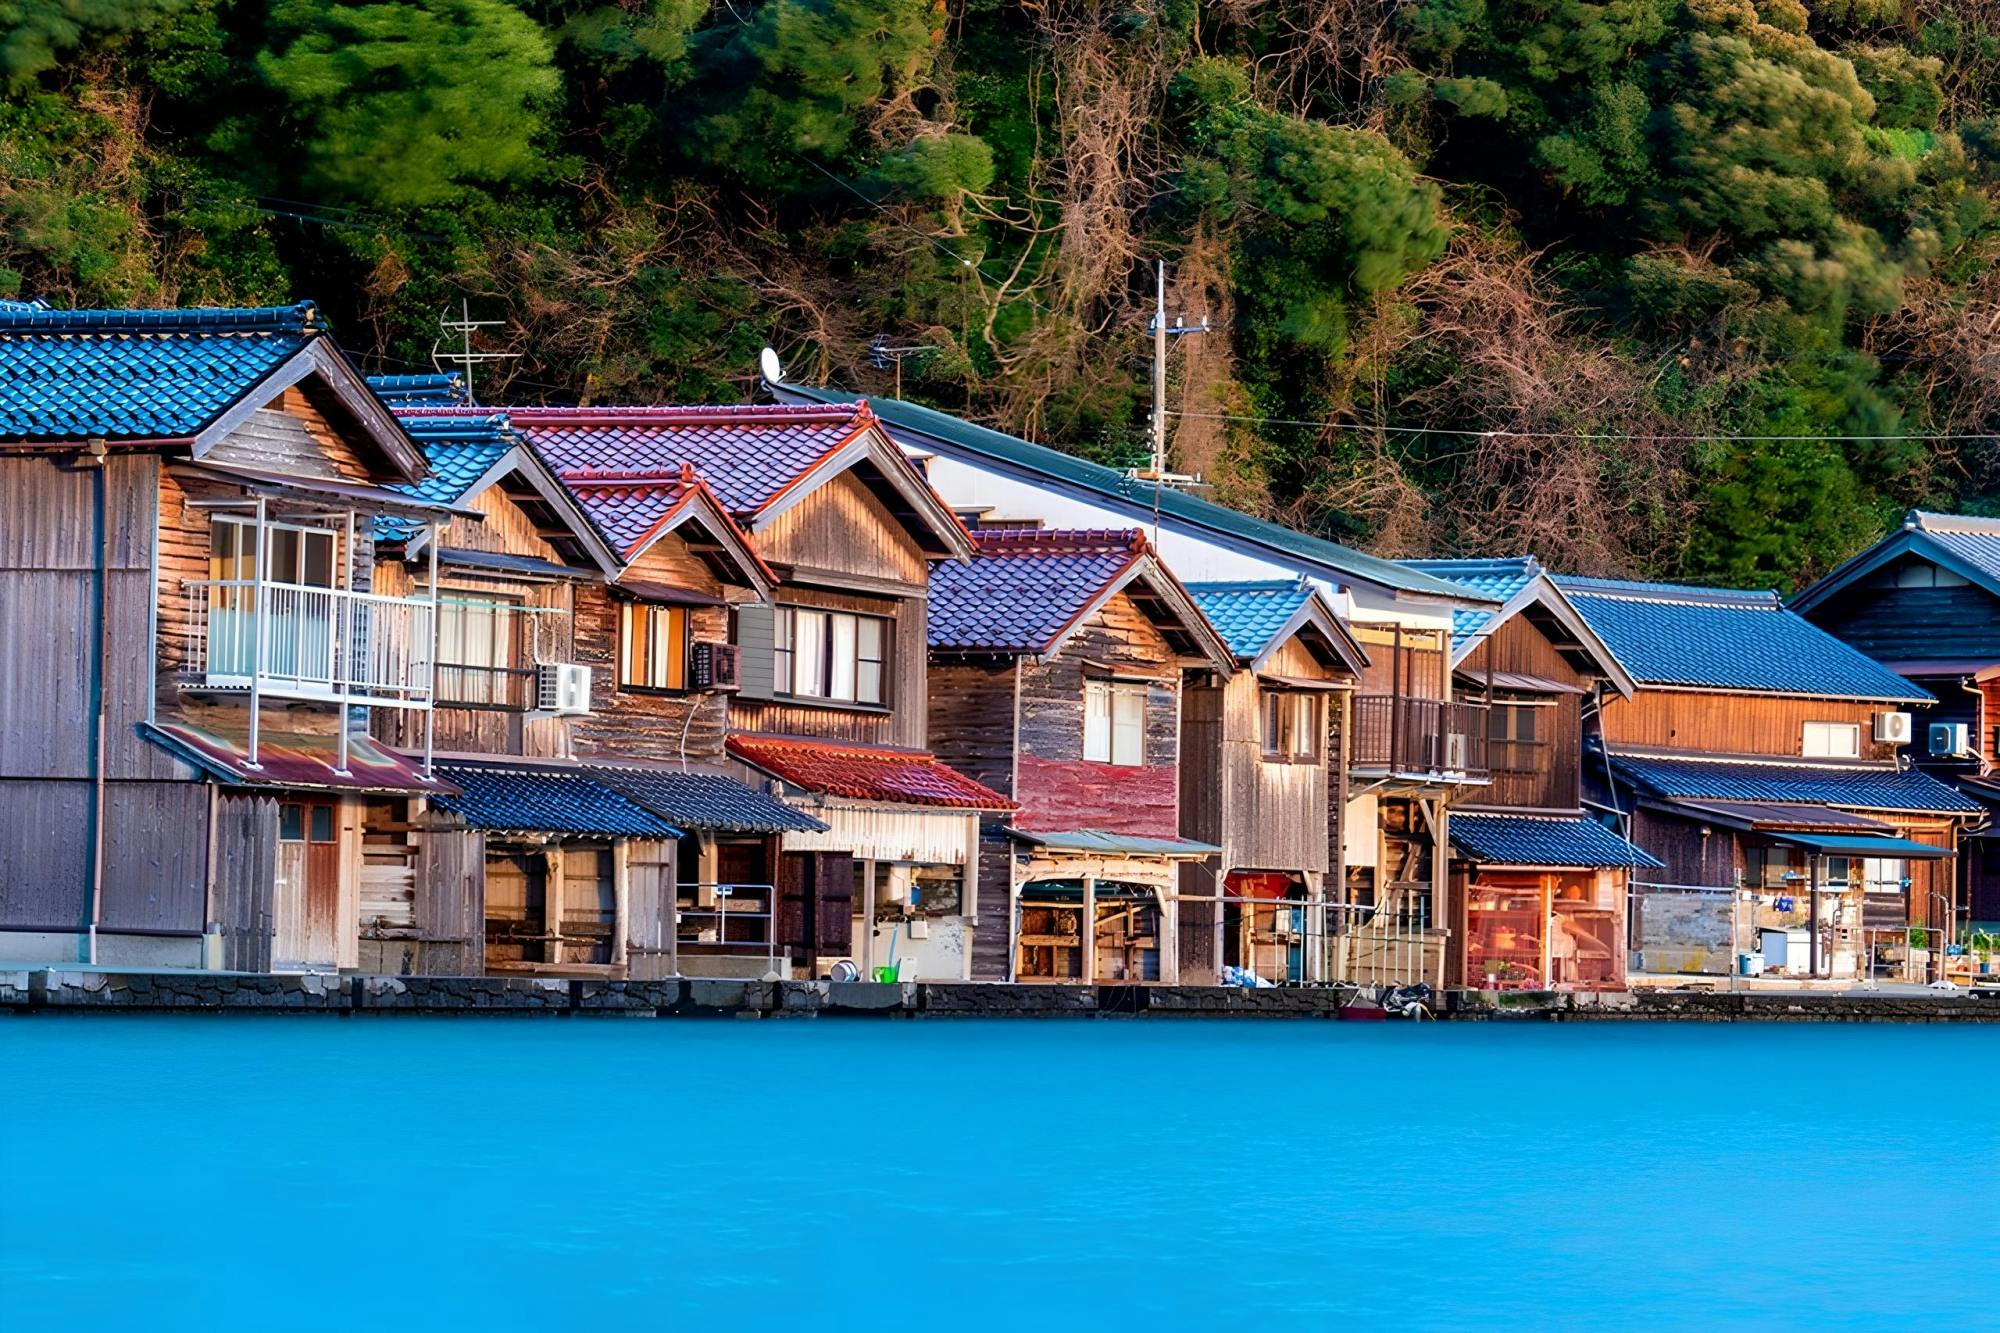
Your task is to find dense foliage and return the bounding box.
[8,0,2000,588]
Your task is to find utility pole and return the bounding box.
[1135,259,1212,487]
[432,300,520,407]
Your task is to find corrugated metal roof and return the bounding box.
[1186,580,1315,659]
[140,721,453,795]
[775,382,1482,601]
[586,765,827,834]
[727,734,1014,809]
[430,762,679,837]
[1450,812,1662,868]
[1554,575,1933,701]
[0,303,320,443]
[929,529,1146,653]
[1606,752,1984,814]
[1006,828,1221,857]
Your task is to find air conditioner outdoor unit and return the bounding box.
[1928,721,1972,758]
[692,640,741,692]
[535,662,593,716]
[1874,711,1914,745]
[1443,732,1470,771]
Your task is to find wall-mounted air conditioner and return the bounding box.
[692,641,741,692]
[536,662,593,716]
[1874,711,1913,745]
[1443,732,1470,771]
[1928,721,1972,758]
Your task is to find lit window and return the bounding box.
[1085,680,1147,766]
[773,607,888,705]
[622,603,688,691]
[1802,721,1861,758]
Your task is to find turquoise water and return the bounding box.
[3,1018,1993,1329]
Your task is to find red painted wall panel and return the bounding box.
[1012,753,1178,837]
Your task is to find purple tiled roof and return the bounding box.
[929,529,1147,653]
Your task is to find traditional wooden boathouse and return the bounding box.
[493,401,1011,981]
[357,382,823,980]
[770,377,1499,986]
[1792,510,2000,935]
[1556,576,1980,982]
[0,304,466,970]
[925,529,1235,982]
[1402,558,1658,991]
[1181,579,1367,984]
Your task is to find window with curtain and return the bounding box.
[1488,702,1544,773]
[773,606,888,705]
[438,593,520,705]
[1260,690,1320,762]
[1084,680,1147,766]
[622,602,689,691]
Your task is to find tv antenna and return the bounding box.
[867,333,938,401]
[431,299,520,406]
[1133,260,1213,489]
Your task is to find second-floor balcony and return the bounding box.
[1351,694,1491,783]
[183,578,436,710]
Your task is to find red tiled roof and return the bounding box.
[727,734,1013,810]
[445,402,880,518]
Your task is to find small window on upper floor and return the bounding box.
[1084,680,1147,766]
[1260,690,1320,763]
[1802,721,1861,759]
[622,602,689,692]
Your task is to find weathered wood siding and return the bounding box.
[1599,690,1902,761]
[625,838,677,981]
[213,792,277,972]
[1461,618,1588,811]
[570,528,733,764]
[732,585,927,748]
[1012,591,1180,838]
[200,387,375,482]
[754,470,928,587]
[1214,637,1333,874]
[411,818,485,975]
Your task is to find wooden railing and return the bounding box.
[1350,694,1490,779]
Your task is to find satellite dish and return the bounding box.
[758,346,784,385]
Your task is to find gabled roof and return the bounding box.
[770,381,1484,604]
[929,529,1235,671]
[0,302,425,480]
[1404,556,1634,695]
[377,412,621,575]
[556,464,777,599]
[1553,575,1932,703]
[1793,510,2000,613]
[443,401,972,560]
[1603,750,1983,815]
[1187,578,1369,676]
[727,734,1014,810]
[1450,812,1662,869]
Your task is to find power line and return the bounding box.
[1164,409,2000,444]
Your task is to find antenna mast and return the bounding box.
[432,299,520,406]
[1134,259,1211,488]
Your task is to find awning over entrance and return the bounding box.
[1758,831,1954,858]
[1450,812,1662,869]
[587,764,827,834]
[430,761,679,838]
[1008,828,1220,858]
[141,720,453,795]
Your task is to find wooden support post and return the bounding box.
[961,815,979,983]
[1809,855,1822,979]
[860,857,878,976]
[1082,873,1098,983]
[246,496,268,768]
[612,839,631,971]
[544,844,566,967]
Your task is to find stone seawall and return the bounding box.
[5,970,1999,1021]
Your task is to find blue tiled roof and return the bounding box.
[775,382,1484,602]
[1450,813,1663,868]
[0,302,320,442]
[587,766,827,834]
[1606,752,1984,815]
[1402,557,1541,641]
[1554,576,1932,701]
[367,372,469,407]
[376,414,514,542]
[431,763,681,837]
[929,530,1145,653]
[1186,580,1316,660]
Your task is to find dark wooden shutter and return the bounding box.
[777,851,814,952]
[815,851,856,955]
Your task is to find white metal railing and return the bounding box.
[673,883,782,977]
[183,578,436,709]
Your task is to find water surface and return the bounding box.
[3,1018,1992,1329]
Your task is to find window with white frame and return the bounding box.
[1802,721,1861,758]
[772,606,888,705]
[1084,679,1148,766]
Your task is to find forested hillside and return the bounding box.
[8,0,2000,588]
